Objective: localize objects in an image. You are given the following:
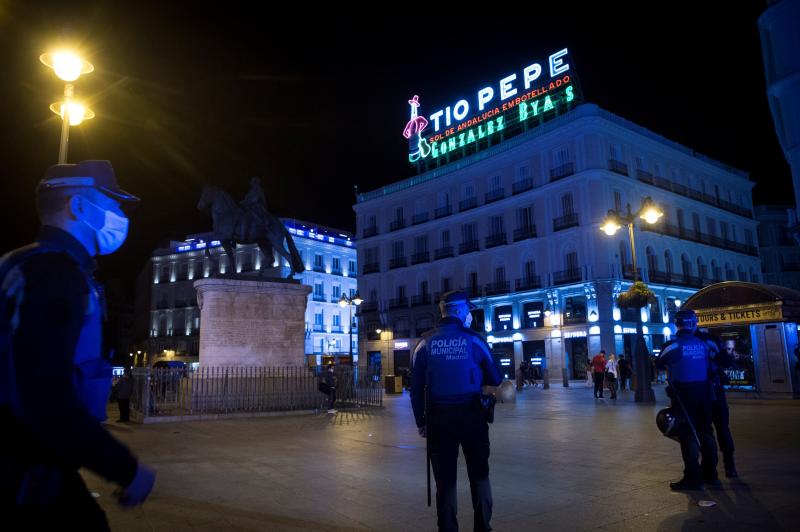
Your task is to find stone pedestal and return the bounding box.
[194,278,311,366]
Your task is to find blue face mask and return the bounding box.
[80,198,129,255]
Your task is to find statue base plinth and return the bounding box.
[194,278,311,366]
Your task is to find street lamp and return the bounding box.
[40,50,95,163]
[599,197,663,403]
[339,291,363,365]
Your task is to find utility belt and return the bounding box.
[430,393,495,424]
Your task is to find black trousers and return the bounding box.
[327,389,336,410]
[430,403,492,532]
[593,372,605,397]
[6,467,110,532]
[712,386,735,455]
[117,398,130,421]
[675,384,718,483]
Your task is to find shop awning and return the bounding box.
[683,281,800,326]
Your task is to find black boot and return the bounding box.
[724,453,739,478]
[670,478,704,491]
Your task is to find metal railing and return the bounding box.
[363,262,380,274]
[390,219,406,232]
[434,246,454,260]
[389,256,407,269]
[412,213,429,225]
[553,213,579,231]
[485,188,505,204]
[435,205,453,219]
[130,366,383,420]
[549,162,574,181]
[362,226,378,238]
[515,276,542,291]
[459,240,480,254]
[513,225,537,241]
[608,159,629,176]
[485,281,510,295]
[459,197,478,212]
[635,170,752,218]
[485,233,507,248]
[512,178,533,195]
[553,269,582,285]
[411,251,430,264]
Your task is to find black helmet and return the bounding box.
[674,309,697,329]
[656,407,687,442]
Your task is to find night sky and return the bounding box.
[0,2,790,302]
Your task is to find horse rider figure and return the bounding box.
[241,177,270,235]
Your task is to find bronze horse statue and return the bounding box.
[197,185,305,278]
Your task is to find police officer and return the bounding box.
[0,161,156,530]
[411,291,501,532]
[656,310,719,490]
[696,328,738,478]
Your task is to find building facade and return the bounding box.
[755,205,800,289]
[134,220,357,367]
[354,104,761,380]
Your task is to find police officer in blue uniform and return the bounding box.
[411,291,501,532]
[695,328,738,478]
[656,310,719,490]
[0,161,156,530]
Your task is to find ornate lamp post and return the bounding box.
[40,50,95,163]
[339,292,363,365]
[600,197,663,403]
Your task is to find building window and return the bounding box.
[333,314,341,327]
[706,218,717,237]
[681,254,692,278]
[522,302,544,328]
[516,206,533,230]
[348,260,356,274]
[461,223,477,243]
[523,260,536,279]
[332,285,341,299]
[495,266,506,283]
[314,254,323,268]
[564,296,587,324]
[392,241,404,259]
[463,183,475,199]
[554,146,570,166]
[720,221,729,241]
[614,190,622,212]
[314,312,324,326]
[518,166,529,180]
[489,215,504,235]
[489,174,501,191]
[441,277,451,292]
[414,235,428,253]
[664,250,673,275]
[314,283,324,297]
[646,247,657,275]
[332,257,341,272]
[566,251,579,273]
[441,230,451,246]
[493,304,513,331]
[561,193,574,215]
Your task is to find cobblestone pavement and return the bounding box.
[88,384,800,531]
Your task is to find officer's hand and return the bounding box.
[118,463,156,508]
[418,426,427,438]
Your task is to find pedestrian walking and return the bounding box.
[411,291,501,532]
[590,350,607,398]
[605,354,619,400]
[0,161,155,530]
[655,310,719,491]
[114,369,134,422]
[618,355,631,390]
[324,363,338,414]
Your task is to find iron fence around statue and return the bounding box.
[130,365,383,419]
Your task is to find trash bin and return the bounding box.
[384,375,403,394]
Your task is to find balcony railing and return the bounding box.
[313,265,326,273]
[608,159,629,176]
[636,170,752,218]
[485,232,507,248]
[552,269,582,285]
[359,301,378,313]
[622,266,642,280]
[389,256,407,269]
[412,212,429,225]
[515,276,542,291]
[459,197,478,212]
[411,251,430,265]
[549,162,574,182]
[313,324,326,332]
[331,268,343,276]
[389,219,406,232]
[435,205,453,219]
[464,286,482,298]
[434,246,454,260]
[513,225,537,242]
[459,240,480,254]
[389,297,408,309]
[312,294,326,302]
[641,223,758,256]
[485,188,505,204]
[485,281,510,295]
[553,213,580,232]
[648,270,709,289]
[330,326,343,334]
[362,226,378,238]
[411,294,431,306]
[363,262,380,274]
[512,178,533,195]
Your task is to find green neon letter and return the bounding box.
[496,116,505,131]
[565,85,575,102]
[544,96,554,112]
[519,101,528,121]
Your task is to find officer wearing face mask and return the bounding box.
[0,161,155,531]
[411,291,501,532]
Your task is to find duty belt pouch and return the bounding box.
[474,394,496,424]
[16,465,64,507]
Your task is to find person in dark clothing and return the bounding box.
[590,350,607,398]
[114,370,134,422]
[324,364,338,414]
[696,329,738,478]
[411,291,502,532]
[618,355,631,390]
[655,310,718,491]
[0,161,155,530]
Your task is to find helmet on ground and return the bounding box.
[656,407,687,442]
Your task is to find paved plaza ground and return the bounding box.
[87,383,800,531]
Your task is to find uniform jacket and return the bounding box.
[410,317,501,428]
[655,329,712,385]
[0,226,138,494]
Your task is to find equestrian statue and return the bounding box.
[197,177,305,278]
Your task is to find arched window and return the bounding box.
[725,262,734,280]
[646,247,657,277]
[681,254,692,278]
[664,250,674,276]
[711,260,721,282]
[738,265,747,281]
[749,267,758,283]
[697,257,707,279]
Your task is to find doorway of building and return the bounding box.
[393,350,411,388]
[491,344,515,380]
[566,337,588,379]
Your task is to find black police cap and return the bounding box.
[38,160,140,203]
[439,290,476,310]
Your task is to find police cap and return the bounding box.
[656,407,687,442]
[38,160,140,203]
[439,290,476,310]
[674,309,697,327]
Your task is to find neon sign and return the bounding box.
[405,48,579,168]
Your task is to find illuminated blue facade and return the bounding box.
[135,219,357,366]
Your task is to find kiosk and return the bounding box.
[683,282,800,397]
